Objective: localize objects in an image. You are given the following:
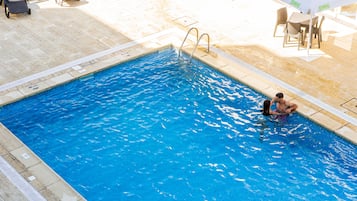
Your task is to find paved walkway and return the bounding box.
[0,0,356,200]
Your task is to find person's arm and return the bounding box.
[285,102,298,113]
[270,110,286,115]
[271,97,278,105]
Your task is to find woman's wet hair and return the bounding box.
[262,100,271,116]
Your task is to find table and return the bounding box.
[288,12,318,27]
[287,12,319,46]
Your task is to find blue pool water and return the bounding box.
[0,48,356,201]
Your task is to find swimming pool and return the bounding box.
[0,48,356,200]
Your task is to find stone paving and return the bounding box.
[0,0,356,200]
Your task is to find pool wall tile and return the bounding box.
[28,163,59,187]
[18,82,50,97]
[219,65,249,81]
[336,125,357,143]
[310,111,345,131]
[0,90,23,106]
[240,75,271,92]
[47,180,86,201]
[195,54,227,68]
[48,73,74,85]
[28,162,86,200]
[292,99,321,117]
[0,124,23,151]
[21,170,46,192]
[10,147,40,168]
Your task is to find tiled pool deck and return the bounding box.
[0,0,356,200]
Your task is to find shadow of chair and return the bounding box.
[273,7,287,37]
[283,22,304,50]
[0,0,31,18]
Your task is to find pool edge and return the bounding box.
[0,28,356,200]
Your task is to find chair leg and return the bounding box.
[283,34,286,47]
[273,24,278,37]
[301,32,304,46]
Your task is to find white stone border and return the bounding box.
[0,156,46,201]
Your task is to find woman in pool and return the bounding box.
[259,99,287,137]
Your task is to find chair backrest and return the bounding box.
[286,22,301,35]
[276,7,287,25]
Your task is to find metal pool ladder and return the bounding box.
[178,27,210,62]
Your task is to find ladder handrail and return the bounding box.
[178,27,199,57]
[189,33,210,61]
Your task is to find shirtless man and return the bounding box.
[271,92,298,114]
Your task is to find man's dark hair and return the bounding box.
[276,92,284,98]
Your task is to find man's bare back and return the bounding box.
[271,92,298,114]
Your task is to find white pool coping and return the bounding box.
[0,156,46,201]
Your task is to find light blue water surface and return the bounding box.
[0,49,356,201]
